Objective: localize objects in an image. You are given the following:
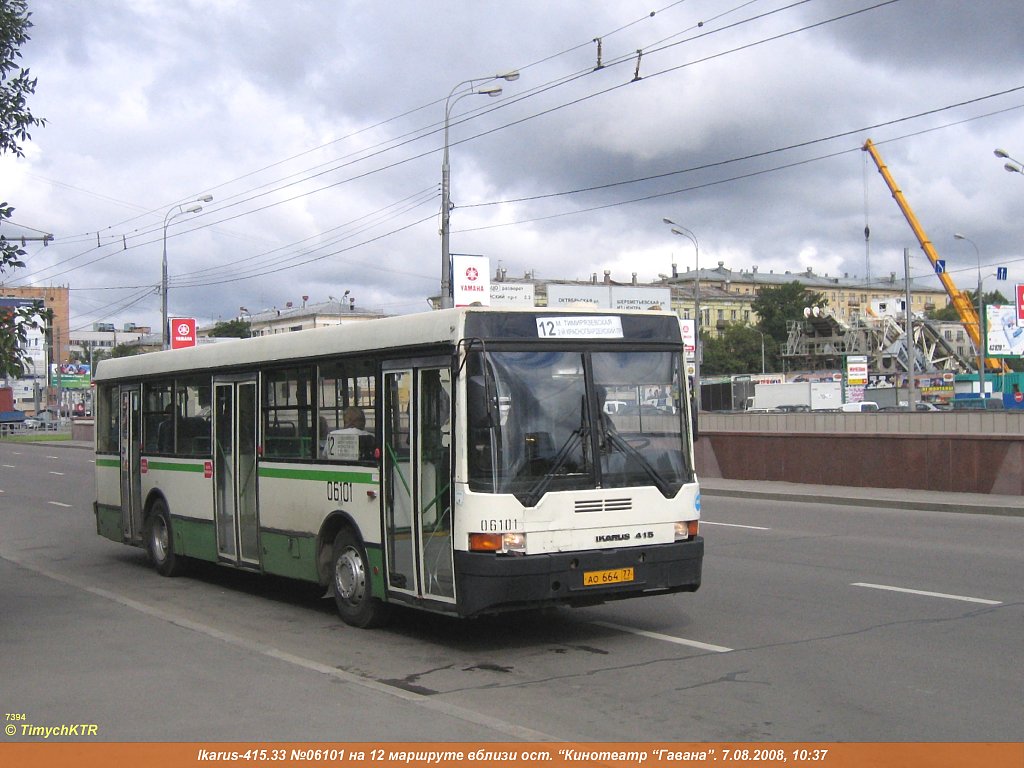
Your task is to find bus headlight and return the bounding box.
[469,532,527,553]
[675,520,699,540]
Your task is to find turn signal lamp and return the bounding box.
[469,532,526,553]
[675,520,699,540]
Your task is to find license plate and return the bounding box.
[583,567,635,586]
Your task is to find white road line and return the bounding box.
[851,582,1002,605]
[701,520,771,530]
[0,552,562,742]
[49,471,65,476]
[591,621,733,653]
[2,464,15,468]
[47,501,72,508]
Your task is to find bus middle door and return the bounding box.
[212,378,261,567]
[118,385,143,544]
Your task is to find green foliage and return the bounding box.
[1,0,47,379]
[701,323,778,376]
[207,318,251,338]
[750,281,827,344]
[110,343,147,358]
[0,0,45,158]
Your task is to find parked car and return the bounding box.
[22,411,59,429]
[951,398,1005,411]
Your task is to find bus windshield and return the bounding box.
[466,348,692,505]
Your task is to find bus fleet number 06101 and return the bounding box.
[326,481,355,502]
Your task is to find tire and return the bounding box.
[331,529,389,628]
[146,499,186,577]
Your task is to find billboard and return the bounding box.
[986,304,1024,358]
[452,255,490,307]
[547,284,671,311]
[50,362,92,389]
[490,282,535,307]
[170,317,197,350]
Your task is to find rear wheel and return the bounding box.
[332,529,389,628]
[146,499,186,577]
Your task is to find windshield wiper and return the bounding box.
[520,426,585,507]
[602,426,671,495]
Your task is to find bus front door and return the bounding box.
[118,386,143,544]
[382,363,454,605]
[213,379,261,566]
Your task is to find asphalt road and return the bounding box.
[1,441,1021,742]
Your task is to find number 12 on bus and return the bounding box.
[93,307,702,628]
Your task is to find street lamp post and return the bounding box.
[162,195,212,350]
[662,218,701,410]
[953,233,986,398]
[994,148,1023,176]
[440,71,519,309]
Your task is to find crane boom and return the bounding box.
[862,138,1006,373]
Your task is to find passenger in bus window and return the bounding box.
[339,406,370,435]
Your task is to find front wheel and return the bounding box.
[146,499,186,577]
[332,529,389,628]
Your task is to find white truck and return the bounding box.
[748,381,842,412]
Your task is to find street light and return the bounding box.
[953,232,986,398]
[440,71,519,309]
[162,195,212,349]
[994,148,1023,175]
[662,218,701,410]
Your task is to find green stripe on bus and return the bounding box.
[258,466,376,484]
[148,461,206,473]
[96,457,119,469]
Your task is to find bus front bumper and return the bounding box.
[453,537,703,618]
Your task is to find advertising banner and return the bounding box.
[170,317,197,349]
[452,255,490,307]
[986,304,1024,358]
[49,362,92,389]
[490,282,535,307]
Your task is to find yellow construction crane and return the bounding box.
[862,138,1007,373]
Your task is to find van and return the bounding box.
[839,401,879,413]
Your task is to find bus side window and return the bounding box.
[317,359,377,463]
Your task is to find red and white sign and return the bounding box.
[452,255,491,307]
[170,317,197,349]
[1016,283,1024,325]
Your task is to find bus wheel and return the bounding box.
[332,529,389,628]
[146,500,185,577]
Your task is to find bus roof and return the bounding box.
[93,306,682,382]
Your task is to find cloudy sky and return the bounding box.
[4,0,1024,332]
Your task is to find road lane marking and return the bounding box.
[47,501,72,508]
[591,621,733,653]
[0,552,563,742]
[852,582,1002,605]
[701,520,771,530]
[49,471,65,476]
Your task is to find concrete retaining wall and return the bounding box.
[696,412,1024,495]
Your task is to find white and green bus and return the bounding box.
[93,307,702,627]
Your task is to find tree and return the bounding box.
[207,319,251,338]
[701,323,778,376]
[751,281,828,344]
[1,0,48,379]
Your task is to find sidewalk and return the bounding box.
[700,477,1024,517]
[27,440,1024,518]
